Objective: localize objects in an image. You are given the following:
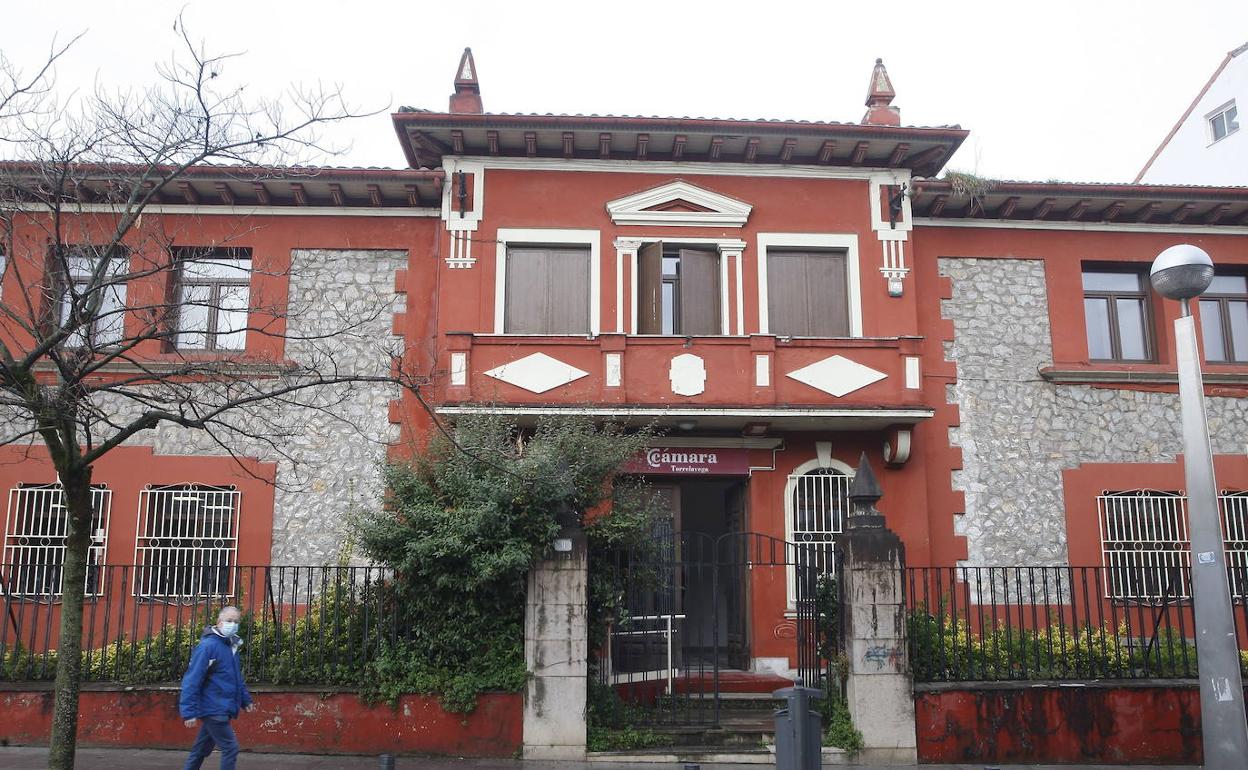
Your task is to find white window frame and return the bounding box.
[494,228,600,335]
[1207,99,1240,145]
[3,483,112,597]
[784,457,855,608]
[1097,488,1248,600]
[133,483,241,600]
[756,233,862,337]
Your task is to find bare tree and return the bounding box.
[0,20,420,770]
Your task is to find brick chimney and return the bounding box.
[862,58,900,126]
[449,47,483,114]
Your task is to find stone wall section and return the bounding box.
[0,249,407,565]
[939,257,1248,567]
[151,249,407,564]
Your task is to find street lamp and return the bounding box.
[1150,244,1248,767]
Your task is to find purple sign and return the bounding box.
[622,447,752,476]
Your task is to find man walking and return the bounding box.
[179,606,255,770]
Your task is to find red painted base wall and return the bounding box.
[916,682,1208,765]
[0,686,522,757]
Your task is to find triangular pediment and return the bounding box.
[643,199,714,213]
[606,180,752,227]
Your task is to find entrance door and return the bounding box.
[723,482,750,670]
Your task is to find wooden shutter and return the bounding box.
[678,248,720,335]
[505,248,548,333]
[546,247,590,333]
[505,246,590,334]
[637,242,663,334]
[767,250,848,337]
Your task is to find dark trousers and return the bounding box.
[182,715,240,770]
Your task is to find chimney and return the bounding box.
[862,58,900,127]
[449,47,483,114]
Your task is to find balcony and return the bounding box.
[437,333,931,430]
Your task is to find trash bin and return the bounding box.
[773,682,823,770]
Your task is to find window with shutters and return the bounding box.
[636,242,721,335]
[766,250,849,337]
[503,245,591,334]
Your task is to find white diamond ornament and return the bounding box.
[786,355,886,397]
[483,353,588,394]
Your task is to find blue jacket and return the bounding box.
[179,627,253,720]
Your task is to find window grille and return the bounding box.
[1223,491,1248,597]
[133,484,240,599]
[3,483,111,597]
[786,468,851,605]
[1098,489,1248,600]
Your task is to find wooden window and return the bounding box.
[504,245,590,334]
[1199,273,1248,363]
[174,248,251,351]
[55,246,129,347]
[637,243,720,335]
[1082,268,1153,362]
[766,250,849,337]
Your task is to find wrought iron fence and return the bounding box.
[0,564,396,685]
[904,565,1248,682]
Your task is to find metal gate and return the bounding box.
[593,530,834,727]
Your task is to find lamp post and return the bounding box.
[1150,244,1248,767]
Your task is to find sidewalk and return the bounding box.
[0,746,1203,770]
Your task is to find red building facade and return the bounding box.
[3,51,1248,674]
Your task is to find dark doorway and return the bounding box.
[653,478,750,671]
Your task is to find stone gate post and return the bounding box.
[522,521,588,760]
[839,453,917,764]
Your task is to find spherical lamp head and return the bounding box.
[1150,244,1214,300]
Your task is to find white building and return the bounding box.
[1138,42,1247,186]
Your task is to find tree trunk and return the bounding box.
[47,465,93,770]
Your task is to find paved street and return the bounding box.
[0,746,1202,770]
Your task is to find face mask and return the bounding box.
[219,621,240,636]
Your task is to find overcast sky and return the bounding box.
[5,1,1246,183]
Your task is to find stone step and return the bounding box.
[648,722,776,747]
[588,747,776,764]
[589,745,857,765]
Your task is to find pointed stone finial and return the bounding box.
[847,452,885,529]
[862,58,900,127]
[449,47,483,114]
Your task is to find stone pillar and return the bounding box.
[840,453,917,764]
[522,524,588,760]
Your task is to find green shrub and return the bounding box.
[586,682,674,752]
[819,694,863,752]
[907,605,1208,681]
[351,412,662,712]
